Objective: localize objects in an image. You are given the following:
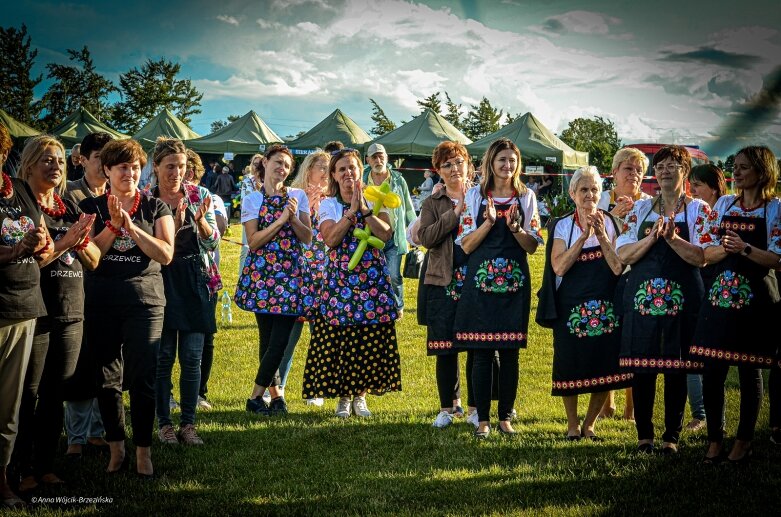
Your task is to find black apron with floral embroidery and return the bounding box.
[691,200,777,366]
[552,216,632,395]
[424,240,468,356]
[454,196,530,350]
[619,201,704,373]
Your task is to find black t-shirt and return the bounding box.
[40,197,85,321]
[79,193,172,307]
[0,178,47,319]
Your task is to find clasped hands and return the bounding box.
[649,213,679,242]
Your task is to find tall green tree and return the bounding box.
[443,92,462,131]
[724,154,735,173]
[111,58,203,134]
[210,114,241,133]
[36,46,117,131]
[417,92,442,114]
[369,99,396,136]
[559,116,621,174]
[0,24,42,125]
[462,97,502,141]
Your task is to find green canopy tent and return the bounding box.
[0,109,41,139]
[286,109,372,155]
[133,109,200,151]
[466,112,588,170]
[185,110,282,154]
[369,109,472,157]
[51,107,129,147]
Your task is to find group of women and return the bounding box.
[1,120,780,507]
[0,125,220,508]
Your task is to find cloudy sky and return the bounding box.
[7,0,781,158]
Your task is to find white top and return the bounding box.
[553,213,619,288]
[456,185,543,246]
[406,216,421,247]
[696,195,781,253]
[318,196,390,240]
[240,187,310,224]
[615,197,709,250]
[597,190,652,212]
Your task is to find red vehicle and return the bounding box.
[624,143,709,195]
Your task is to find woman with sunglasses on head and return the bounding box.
[691,146,781,464]
[79,138,175,478]
[453,138,543,438]
[301,148,401,418]
[152,138,220,446]
[616,145,709,455]
[13,135,99,492]
[418,141,476,429]
[236,145,311,416]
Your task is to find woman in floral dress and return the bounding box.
[301,148,401,418]
[235,145,311,416]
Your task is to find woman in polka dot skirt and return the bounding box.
[301,148,402,418]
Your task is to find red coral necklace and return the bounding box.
[38,192,66,218]
[0,173,13,199]
[107,189,141,217]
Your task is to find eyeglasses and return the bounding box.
[440,159,466,170]
[653,164,683,173]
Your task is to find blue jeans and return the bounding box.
[65,398,104,445]
[687,374,706,420]
[383,242,404,310]
[156,330,204,427]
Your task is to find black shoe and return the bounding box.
[269,396,288,415]
[637,443,654,454]
[474,426,491,439]
[566,433,581,441]
[661,445,678,455]
[727,445,753,465]
[246,396,270,415]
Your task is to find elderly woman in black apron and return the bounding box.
[541,166,630,441]
[153,138,220,446]
[691,146,781,463]
[418,141,473,429]
[454,138,543,438]
[615,145,709,454]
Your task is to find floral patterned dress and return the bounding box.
[300,211,327,319]
[550,213,632,395]
[691,196,781,366]
[234,189,307,316]
[302,203,402,399]
[616,198,706,373]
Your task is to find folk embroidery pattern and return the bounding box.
[567,300,619,338]
[708,270,753,309]
[633,278,684,316]
[474,258,524,293]
[444,265,467,300]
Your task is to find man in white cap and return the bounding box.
[362,143,416,317]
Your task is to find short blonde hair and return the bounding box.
[19,135,67,195]
[292,150,329,189]
[611,148,649,173]
[569,165,602,198]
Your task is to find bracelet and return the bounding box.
[343,210,357,224]
[74,235,90,251]
[105,221,122,236]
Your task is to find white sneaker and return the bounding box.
[335,397,352,418]
[352,396,372,417]
[466,410,479,429]
[197,396,212,410]
[432,410,454,429]
[306,398,324,407]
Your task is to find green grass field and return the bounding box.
[22,226,781,516]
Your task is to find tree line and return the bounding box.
[3,23,623,174]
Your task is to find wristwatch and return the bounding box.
[740,245,752,256]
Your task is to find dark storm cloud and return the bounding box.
[659,47,761,69]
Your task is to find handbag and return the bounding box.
[403,247,424,279]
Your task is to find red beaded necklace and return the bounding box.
[107,189,141,217]
[0,173,13,199]
[573,210,586,231]
[738,195,763,212]
[38,192,66,218]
